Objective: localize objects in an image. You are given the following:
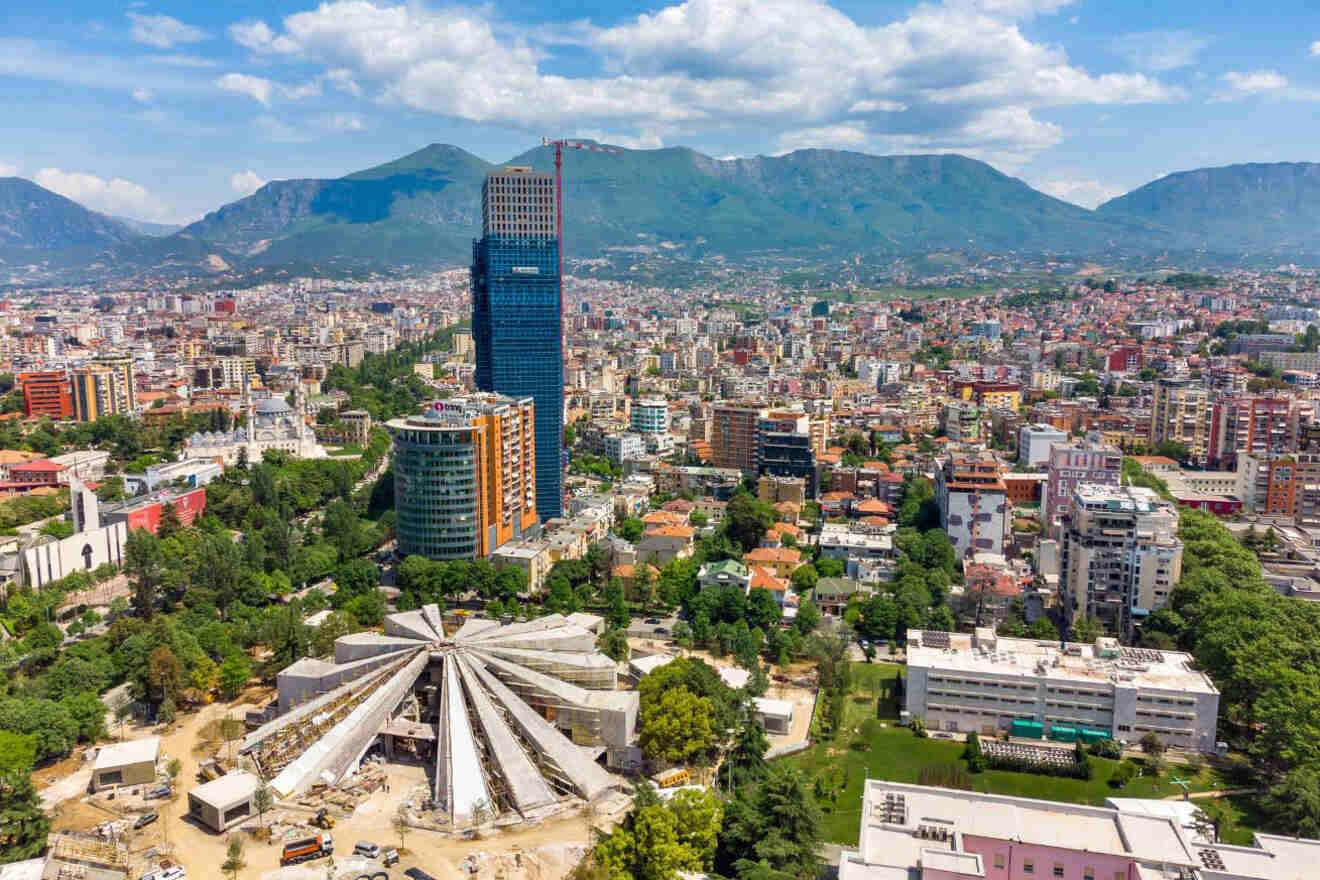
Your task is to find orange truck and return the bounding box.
[281,833,334,865]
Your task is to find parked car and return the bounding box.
[404,869,438,880]
[159,868,185,880]
[133,812,159,829]
[381,848,400,867]
[353,842,381,859]
[654,627,669,635]
[145,785,171,800]
[645,618,661,625]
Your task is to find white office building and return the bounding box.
[905,628,1220,752]
[1017,423,1068,468]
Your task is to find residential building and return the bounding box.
[1150,377,1211,465]
[1017,423,1067,468]
[711,401,763,473]
[630,398,669,434]
[756,410,817,496]
[472,165,563,520]
[757,474,806,506]
[603,432,645,464]
[71,363,133,421]
[387,394,538,561]
[1210,394,1298,468]
[698,558,752,592]
[1043,439,1122,529]
[935,452,1007,559]
[1058,484,1183,634]
[17,370,73,420]
[811,576,870,616]
[1228,333,1295,356]
[905,627,1218,751]
[339,409,373,446]
[940,401,982,442]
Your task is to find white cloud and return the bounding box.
[127,12,205,49]
[230,170,265,194]
[323,112,365,131]
[1033,177,1127,208]
[0,162,18,177]
[1109,30,1212,71]
[131,87,154,103]
[34,167,169,220]
[1311,40,1320,57]
[1213,69,1289,101]
[216,72,273,105]
[221,0,1178,168]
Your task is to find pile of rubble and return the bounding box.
[290,760,388,812]
[459,844,590,880]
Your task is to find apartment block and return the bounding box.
[935,452,1008,559]
[1043,439,1122,530]
[17,370,73,419]
[905,628,1218,751]
[1058,484,1183,634]
[711,401,763,473]
[1150,377,1211,465]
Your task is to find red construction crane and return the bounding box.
[540,138,622,281]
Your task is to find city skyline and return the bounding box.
[3,0,1320,223]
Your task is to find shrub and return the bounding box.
[1089,738,1122,760]
[1109,760,1137,789]
[964,731,987,773]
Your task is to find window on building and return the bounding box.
[1054,865,1065,878]
[1083,868,1095,880]
[1023,861,1034,875]
[994,854,1005,869]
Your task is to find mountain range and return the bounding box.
[5,145,1320,281]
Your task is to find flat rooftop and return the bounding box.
[93,736,159,770]
[906,630,1218,694]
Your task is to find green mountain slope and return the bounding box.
[1097,162,1320,254]
[156,142,1157,271]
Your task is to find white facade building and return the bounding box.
[1017,423,1068,468]
[905,628,1220,752]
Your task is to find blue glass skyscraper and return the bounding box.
[472,166,563,520]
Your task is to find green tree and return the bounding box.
[618,518,645,544]
[1140,732,1165,758]
[1069,615,1103,643]
[716,765,822,880]
[0,732,37,775]
[639,686,714,764]
[0,698,79,762]
[0,772,50,863]
[1028,617,1059,640]
[1263,767,1320,839]
[221,835,245,880]
[61,692,107,742]
[599,629,631,662]
[724,493,775,554]
[793,600,820,636]
[789,564,817,595]
[745,588,781,632]
[219,652,251,699]
[125,528,164,620]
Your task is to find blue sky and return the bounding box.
[3,0,1319,223]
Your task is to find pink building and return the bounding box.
[1043,440,1122,531]
[839,780,1320,880]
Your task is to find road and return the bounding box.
[625,614,679,638]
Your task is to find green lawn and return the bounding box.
[782,662,1230,845]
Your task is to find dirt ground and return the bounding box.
[45,692,604,880]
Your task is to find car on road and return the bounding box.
[654,626,669,635]
[133,812,159,829]
[645,618,661,624]
[145,785,171,800]
[404,869,438,880]
[382,848,400,867]
[353,842,381,859]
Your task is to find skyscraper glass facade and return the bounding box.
[392,412,479,560]
[472,234,563,520]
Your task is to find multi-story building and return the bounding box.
[1058,484,1183,634]
[17,370,73,419]
[1017,423,1067,468]
[472,166,563,520]
[756,411,817,497]
[388,394,538,561]
[838,778,1316,880]
[630,398,669,435]
[711,402,763,473]
[1105,344,1144,372]
[1043,439,1122,529]
[935,452,1007,559]
[1228,333,1295,357]
[940,401,983,443]
[1210,394,1298,468]
[905,627,1218,751]
[71,363,133,422]
[1150,377,1211,465]
[1260,349,1320,373]
[603,432,645,464]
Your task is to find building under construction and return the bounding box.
[239,610,635,828]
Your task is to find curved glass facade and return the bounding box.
[394,424,479,560]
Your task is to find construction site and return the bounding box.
[235,608,637,832]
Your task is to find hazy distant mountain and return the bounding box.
[103,214,182,237]
[13,146,1320,281]
[154,142,1154,271]
[0,177,141,252]
[1097,162,1320,255]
